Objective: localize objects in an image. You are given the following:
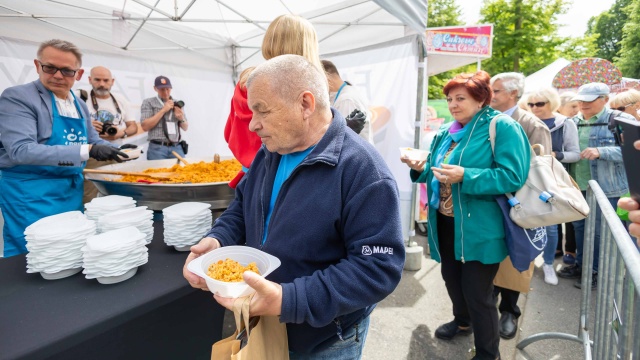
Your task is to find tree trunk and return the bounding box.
[513,0,523,72]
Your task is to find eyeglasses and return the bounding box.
[37,61,79,77]
[616,102,637,111]
[527,101,548,108]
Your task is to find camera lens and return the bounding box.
[174,100,185,108]
[105,126,118,136]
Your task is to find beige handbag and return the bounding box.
[489,116,590,229]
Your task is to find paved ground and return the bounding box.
[220,233,592,359]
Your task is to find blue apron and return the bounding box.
[0,91,87,257]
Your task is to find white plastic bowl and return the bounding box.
[187,246,281,298]
[399,147,429,161]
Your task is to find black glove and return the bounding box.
[345,109,366,134]
[119,143,138,150]
[89,144,129,163]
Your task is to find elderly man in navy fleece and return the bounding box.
[183,54,405,359]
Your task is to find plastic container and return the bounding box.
[399,147,429,161]
[187,246,281,298]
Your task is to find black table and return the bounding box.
[0,222,225,360]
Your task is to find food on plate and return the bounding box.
[207,258,260,282]
[116,159,241,183]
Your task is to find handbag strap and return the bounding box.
[488,115,541,209]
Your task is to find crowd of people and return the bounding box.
[1,12,640,360]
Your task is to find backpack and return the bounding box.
[489,115,590,229]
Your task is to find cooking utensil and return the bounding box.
[83,169,177,180]
[214,153,220,164]
[171,151,190,165]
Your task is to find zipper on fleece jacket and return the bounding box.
[453,114,483,263]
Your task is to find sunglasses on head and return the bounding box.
[616,102,637,111]
[38,61,79,77]
[527,101,548,108]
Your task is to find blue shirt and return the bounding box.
[262,146,315,244]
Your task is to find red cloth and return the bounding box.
[224,82,261,188]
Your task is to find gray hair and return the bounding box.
[37,39,83,67]
[559,91,577,107]
[247,54,329,110]
[490,72,526,98]
[527,87,561,112]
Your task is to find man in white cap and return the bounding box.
[557,82,632,289]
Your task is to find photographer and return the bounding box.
[82,66,139,203]
[140,76,188,160]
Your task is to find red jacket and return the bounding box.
[224,82,261,188]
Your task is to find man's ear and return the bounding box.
[300,91,316,119]
[75,69,85,81]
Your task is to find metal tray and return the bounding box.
[84,157,236,211]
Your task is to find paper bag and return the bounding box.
[211,294,289,360]
[493,256,534,293]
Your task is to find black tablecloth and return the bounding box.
[0,221,224,360]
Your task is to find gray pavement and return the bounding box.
[220,233,591,359]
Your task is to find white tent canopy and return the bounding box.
[0,0,426,75]
[524,57,570,94]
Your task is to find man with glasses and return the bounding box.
[489,72,552,341]
[0,39,127,257]
[557,82,632,289]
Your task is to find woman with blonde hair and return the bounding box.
[558,91,579,118]
[525,87,580,285]
[609,89,640,121]
[224,14,322,188]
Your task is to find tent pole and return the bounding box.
[411,41,425,240]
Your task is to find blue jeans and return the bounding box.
[146,142,185,160]
[289,316,370,360]
[574,193,620,273]
[542,224,559,265]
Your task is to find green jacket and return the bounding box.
[411,106,531,264]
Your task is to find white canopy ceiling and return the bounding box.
[0,0,427,73]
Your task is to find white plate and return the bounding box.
[40,267,82,280]
[96,267,138,284]
[163,202,211,216]
[399,147,429,161]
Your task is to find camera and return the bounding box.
[101,120,118,136]
[174,100,185,108]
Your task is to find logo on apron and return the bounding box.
[62,128,87,145]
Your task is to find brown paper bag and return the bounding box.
[493,256,534,293]
[211,294,289,360]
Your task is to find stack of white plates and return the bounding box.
[82,226,148,284]
[163,202,212,251]
[98,206,154,244]
[84,195,136,221]
[25,211,96,280]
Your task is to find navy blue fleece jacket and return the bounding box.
[204,109,405,353]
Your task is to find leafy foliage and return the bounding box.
[617,0,640,78]
[479,0,568,75]
[586,0,632,62]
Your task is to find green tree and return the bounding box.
[617,0,640,78]
[479,0,568,75]
[586,0,632,62]
[427,0,465,99]
[558,34,598,61]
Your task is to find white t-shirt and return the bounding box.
[86,93,137,130]
[330,84,374,144]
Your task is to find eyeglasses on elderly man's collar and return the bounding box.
[527,101,548,108]
[37,61,79,77]
[616,102,637,111]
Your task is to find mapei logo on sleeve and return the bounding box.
[361,245,393,256]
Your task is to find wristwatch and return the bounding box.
[122,133,128,139]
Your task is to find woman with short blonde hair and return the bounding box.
[558,91,579,118]
[609,89,640,121]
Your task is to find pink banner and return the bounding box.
[425,25,493,57]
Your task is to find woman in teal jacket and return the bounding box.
[401,71,530,360]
